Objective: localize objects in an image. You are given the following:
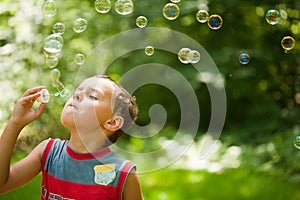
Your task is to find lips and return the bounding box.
[67,102,77,110]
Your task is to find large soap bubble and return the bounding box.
[43,34,64,58]
[265,9,281,25]
[196,10,209,23]
[95,0,112,14]
[281,36,295,51]
[114,0,134,15]
[163,3,180,20]
[73,18,88,33]
[207,14,223,30]
[42,0,57,17]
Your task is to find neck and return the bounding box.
[68,130,108,153]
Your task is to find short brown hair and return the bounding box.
[96,75,138,143]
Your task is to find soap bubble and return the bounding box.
[189,50,201,64]
[37,89,50,103]
[170,0,181,3]
[95,0,111,14]
[43,34,64,58]
[45,56,58,68]
[239,53,250,65]
[265,9,281,25]
[136,16,148,28]
[178,48,192,64]
[52,22,65,35]
[281,36,295,51]
[294,136,300,149]
[75,53,86,65]
[50,68,61,82]
[73,18,88,33]
[114,0,134,15]
[196,10,209,23]
[145,46,154,56]
[207,14,223,30]
[163,3,180,20]
[59,89,70,98]
[42,0,57,17]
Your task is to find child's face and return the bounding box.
[61,77,115,133]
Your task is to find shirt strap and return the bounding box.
[41,138,55,168]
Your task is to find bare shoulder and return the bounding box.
[123,169,144,200]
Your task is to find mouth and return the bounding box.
[68,103,77,110]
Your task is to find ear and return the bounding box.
[103,116,124,132]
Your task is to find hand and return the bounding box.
[9,86,46,129]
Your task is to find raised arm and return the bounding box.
[0,86,47,193]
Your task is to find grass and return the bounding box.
[1,167,300,200]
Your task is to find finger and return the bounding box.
[35,103,46,118]
[22,92,42,103]
[22,86,46,97]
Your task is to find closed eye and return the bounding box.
[89,94,98,100]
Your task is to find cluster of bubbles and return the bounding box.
[42,0,90,99]
[94,0,134,15]
[50,69,69,98]
[265,9,296,52]
[178,48,201,64]
[196,10,223,30]
[264,9,298,149]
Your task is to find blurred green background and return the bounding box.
[1,0,300,199]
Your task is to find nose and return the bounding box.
[73,90,82,102]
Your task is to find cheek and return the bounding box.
[95,103,113,122]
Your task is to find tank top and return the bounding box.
[41,138,135,200]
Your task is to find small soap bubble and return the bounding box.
[207,14,223,30]
[73,18,88,33]
[95,0,112,14]
[178,48,192,64]
[239,53,250,65]
[50,68,61,82]
[136,16,148,28]
[53,80,65,93]
[43,34,64,58]
[189,50,201,64]
[45,56,58,68]
[294,136,300,149]
[75,53,86,65]
[163,3,180,20]
[170,0,181,3]
[196,10,209,23]
[42,0,57,17]
[145,46,154,56]
[114,0,134,15]
[281,36,295,51]
[59,89,70,98]
[265,9,281,25]
[52,22,65,35]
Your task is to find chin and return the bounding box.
[60,114,75,129]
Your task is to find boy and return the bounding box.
[0,75,143,200]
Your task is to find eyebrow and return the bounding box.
[91,87,104,97]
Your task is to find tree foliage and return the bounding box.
[0,0,300,177]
